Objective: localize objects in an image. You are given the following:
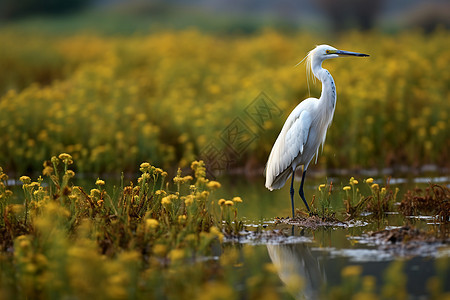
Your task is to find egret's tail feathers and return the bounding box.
[265,167,292,191]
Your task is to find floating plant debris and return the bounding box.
[275,215,348,229]
[351,226,449,257]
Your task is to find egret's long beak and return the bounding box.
[335,50,369,57]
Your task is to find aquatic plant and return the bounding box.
[364,178,398,218]
[399,184,450,222]
[312,181,335,220]
[341,177,399,220]
[342,177,368,219]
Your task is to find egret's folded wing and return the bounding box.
[284,110,311,163]
[265,110,311,189]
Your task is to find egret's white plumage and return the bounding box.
[264,45,369,216]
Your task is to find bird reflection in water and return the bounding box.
[266,227,325,299]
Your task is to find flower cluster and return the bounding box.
[0,30,448,174]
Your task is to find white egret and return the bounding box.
[265,45,369,217]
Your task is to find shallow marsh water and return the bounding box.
[216,173,450,299]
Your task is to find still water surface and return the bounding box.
[216,173,450,299]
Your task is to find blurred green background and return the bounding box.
[1,0,449,34]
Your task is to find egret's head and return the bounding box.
[299,45,369,72]
[311,45,339,61]
[298,45,369,95]
[311,44,369,62]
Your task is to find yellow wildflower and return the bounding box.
[232,196,243,203]
[184,195,194,206]
[183,175,193,182]
[155,190,166,196]
[141,173,151,181]
[161,196,171,205]
[318,184,326,191]
[19,176,31,184]
[168,249,185,262]
[343,186,351,191]
[353,180,359,185]
[66,170,75,178]
[35,254,48,267]
[207,181,221,190]
[145,218,159,229]
[190,161,199,169]
[218,199,226,206]
[365,178,374,184]
[51,156,59,165]
[161,171,168,177]
[42,166,53,176]
[224,200,234,206]
[140,162,152,173]
[58,153,72,162]
[140,162,151,169]
[371,183,379,190]
[10,204,24,215]
[29,182,39,188]
[153,244,167,257]
[90,189,101,198]
[185,234,196,242]
[95,179,105,186]
[17,235,31,249]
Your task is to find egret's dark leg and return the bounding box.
[290,170,295,218]
[298,170,311,212]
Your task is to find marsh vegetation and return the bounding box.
[0,25,449,299]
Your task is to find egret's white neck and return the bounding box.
[311,61,336,112]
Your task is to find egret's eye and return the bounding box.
[326,50,330,54]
